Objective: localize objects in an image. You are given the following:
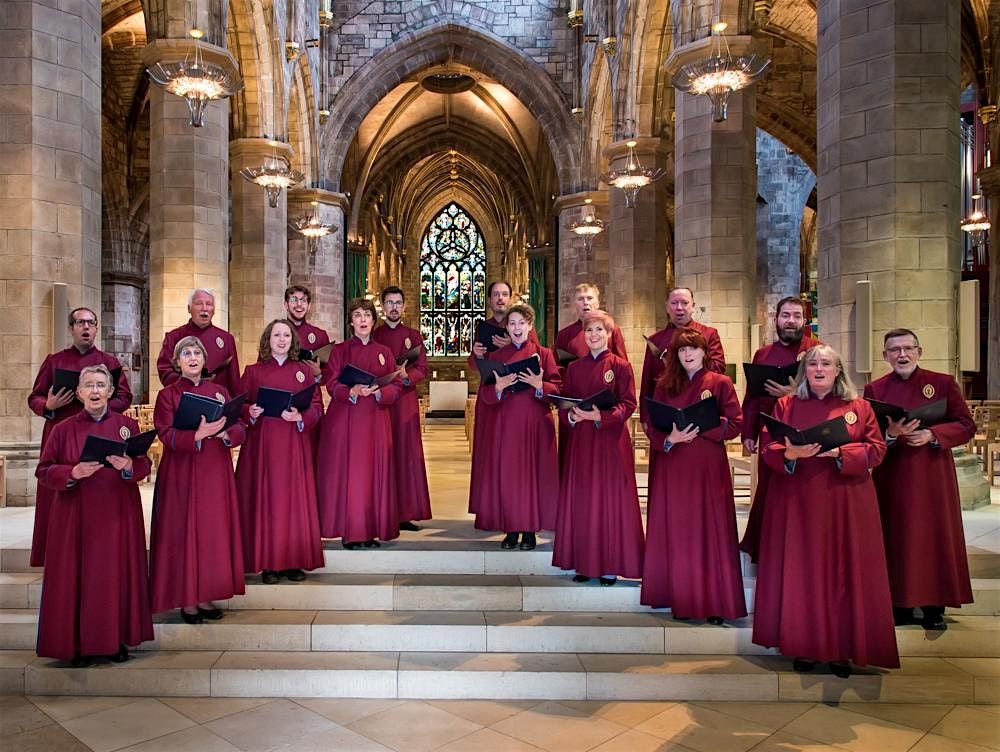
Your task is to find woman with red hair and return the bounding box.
[640,327,745,624]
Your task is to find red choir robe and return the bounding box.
[864,368,975,609]
[158,320,242,396]
[467,318,540,513]
[552,350,643,579]
[28,346,133,567]
[638,321,726,425]
[753,393,899,668]
[35,410,153,660]
[317,337,402,542]
[291,319,332,352]
[372,322,432,522]
[150,379,247,612]
[234,358,325,573]
[553,320,629,468]
[473,341,561,532]
[640,369,745,618]
[739,334,820,562]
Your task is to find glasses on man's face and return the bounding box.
[886,346,919,356]
[287,296,309,305]
[383,300,404,307]
[72,319,97,327]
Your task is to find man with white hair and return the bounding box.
[156,289,242,395]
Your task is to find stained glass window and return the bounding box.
[420,203,486,356]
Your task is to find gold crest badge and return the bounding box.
[405,337,412,350]
[119,426,131,440]
[307,332,316,344]
[378,353,386,366]
[844,410,858,425]
[296,371,306,383]
[215,336,224,349]
[215,392,225,402]
[701,389,712,400]
[603,369,614,383]
[922,384,935,399]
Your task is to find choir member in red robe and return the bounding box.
[317,298,402,548]
[639,287,726,425]
[640,328,745,623]
[150,336,246,624]
[753,344,897,677]
[35,365,152,665]
[473,304,560,550]
[235,320,325,583]
[864,329,975,631]
[372,286,431,530]
[740,297,821,562]
[553,311,643,584]
[27,307,133,566]
[157,288,242,395]
[284,284,332,381]
[468,280,540,514]
[552,284,628,469]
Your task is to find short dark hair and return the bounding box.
[68,307,97,326]
[488,280,512,298]
[284,285,311,302]
[884,328,920,346]
[775,296,805,317]
[380,286,404,303]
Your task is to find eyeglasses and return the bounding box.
[286,296,309,304]
[72,319,97,327]
[178,348,203,358]
[885,346,919,355]
[382,300,405,307]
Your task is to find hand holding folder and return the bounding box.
[864,398,947,431]
[395,345,422,367]
[79,429,157,468]
[547,389,617,412]
[255,383,317,418]
[760,413,851,453]
[475,321,508,352]
[299,343,333,365]
[172,391,247,433]
[476,354,541,394]
[742,362,799,398]
[643,395,721,434]
[337,364,397,389]
[54,367,124,399]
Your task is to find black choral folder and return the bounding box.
[395,345,422,367]
[336,364,397,389]
[475,321,508,352]
[547,388,617,412]
[475,353,541,394]
[255,383,317,418]
[555,348,578,367]
[298,343,333,365]
[760,413,851,452]
[642,335,663,360]
[172,391,247,432]
[643,395,722,433]
[53,366,123,397]
[742,362,800,399]
[201,356,233,379]
[80,429,157,467]
[865,398,947,430]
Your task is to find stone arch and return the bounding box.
[287,56,317,184]
[320,23,582,194]
[226,0,273,138]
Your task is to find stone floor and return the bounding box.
[2,425,998,752]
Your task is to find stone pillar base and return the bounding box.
[0,443,40,507]
[954,448,992,510]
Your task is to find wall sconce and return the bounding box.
[285,41,300,61]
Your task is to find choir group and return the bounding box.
[28,282,976,679]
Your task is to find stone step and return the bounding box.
[3,649,995,704]
[3,608,997,658]
[4,572,998,616]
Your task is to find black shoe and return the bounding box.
[110,645,129,663]
[69,654,91,668]
[572,575,591,583]
[180,609,204,624]
[282,569,306,582]
[342,540,362,550]
[363,539,381,549]
[501,533,519,550]
[261,569,281,584]
[793,657,816,673]
[829,661,852,679]
[893,606,916,626]
[599,576,617,587]
[672,615,691,621]
[197,606,224,620]
[399,521,422,531]
[706,616,724,626]
[920,606,947,631]
[519,532,536,550]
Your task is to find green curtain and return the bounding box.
[528,255,546,346]
[346,251,368,301]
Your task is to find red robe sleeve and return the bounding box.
[28,354,56,417]
[325,347,355,404]
[299,380,325,431]
[36,423,74,490]
[153,387,199,453]
[740,349,766,442]
[407,334,429,385]
[536,348,561,399]
[157,332,180,387]
[639,345,659,425]
[701,377,743,443]
[611,327,629,360]
[706,328,727,374]
[108,360,133,413]
[838,400,886,476]
[598,361,636,431]
[928,376,976,450]
[219,345,242,395]
[761,397,792,473]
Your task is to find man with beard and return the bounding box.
[283,285,332,381]
[372,286,432,531]
[157,289,242,395]
[739,296,820,563]
[639,287,725,426]
[863,329,975,631]
[27,307,133,566]
[468,280,539,514]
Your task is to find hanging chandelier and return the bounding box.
[290,201,337,241]
[146,29,243,128]
[599,140,665,208]
[671,22,770,122]
[239,141,305,208]
[961,192,991,266]
[568,198,605,258]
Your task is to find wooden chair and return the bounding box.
[465,396,476,452]
[970,406,1000,460]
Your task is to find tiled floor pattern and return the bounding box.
[2,696,999,752]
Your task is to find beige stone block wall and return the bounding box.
[554,191,611,333]
[287,189,347,341]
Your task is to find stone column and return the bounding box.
[287,187,349,340]
[979,159,1000,399]
[140,38,236,402]
[603,138,671,377]
[554,191,610,330]
[667,36,758,376]
[0,0,102,505]
[816,0,962,380]
[229,138,293,368]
